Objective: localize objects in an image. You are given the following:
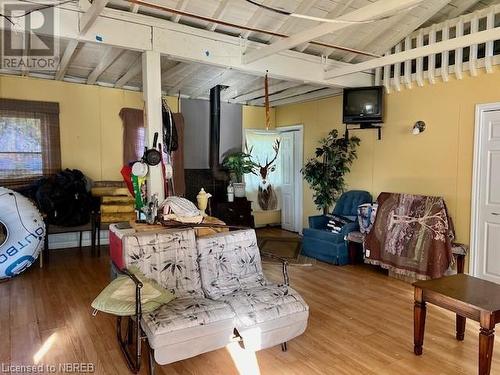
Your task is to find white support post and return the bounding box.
[428,26,436,84]
[393,43,401,91]
[383,52,391,94]
[142,50,164,202]
[415,30,424,87]
[441,22,450,82]
[455,17,464,80]
[469,15,479,76]
[374,67,382,86]
[485,11,494,73]
[404,36,412,89]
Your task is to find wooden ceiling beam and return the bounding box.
[232,81,302,103]
[55,40,79,80]
[87,46,122,84]
[172,0,190,23]
[167,64,204,94]
[185,68,236,98]
[325,25,500,79]
[221,76,263,101]
[115,55,142,88]
[299,0,355,54]
[206,0,231,32]
[242,0,424,64]
[270,88,342,107]
[248,84,319,106]
[80,0,110,34]
[368,0,451,57]
[436,0,481,22]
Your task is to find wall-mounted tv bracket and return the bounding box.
[344,124,382,140]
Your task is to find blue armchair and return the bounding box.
[302,190,372,265]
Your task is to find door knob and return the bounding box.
[492,212,500,216]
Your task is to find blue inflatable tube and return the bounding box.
[0,187,45,279]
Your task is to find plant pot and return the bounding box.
[233,182,246,198]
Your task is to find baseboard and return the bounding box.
[48,231,109,250]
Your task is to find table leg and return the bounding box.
[91,213,96,256]
[414,287,426,356]
[456,254,465,274]
[479,312,495,375]
[348,242,356,265]
[456,315,466,341]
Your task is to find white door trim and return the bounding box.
[277,124,304,234]
[470,102,500,276]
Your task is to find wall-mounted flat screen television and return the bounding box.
[343,86,383,124]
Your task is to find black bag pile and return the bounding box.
[34,169,92,227]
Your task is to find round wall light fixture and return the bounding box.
[412,121,426,135]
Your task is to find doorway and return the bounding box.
[244,125,303,234]
[277,125,303,234]
[471,103,500,284]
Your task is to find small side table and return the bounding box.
[346,231,364,265]
[215,198,254,228]
[413,274,500,375]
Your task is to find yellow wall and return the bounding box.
[276,68,500,245]
[242,105,276,130]
[0,75,179,181]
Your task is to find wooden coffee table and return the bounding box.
[413,274,500,375]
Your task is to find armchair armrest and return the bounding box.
[309,215,330,230]
[340,222,360,239]
[261,251,289,286]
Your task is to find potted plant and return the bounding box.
[222,151,256,198]
[302,129,360,214]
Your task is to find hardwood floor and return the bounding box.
[1,246,499,375]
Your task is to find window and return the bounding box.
[0,99,61,190]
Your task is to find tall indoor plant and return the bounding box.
[222,151,256,197]
[302,129,360,214]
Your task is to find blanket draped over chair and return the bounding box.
[364,192,454,280]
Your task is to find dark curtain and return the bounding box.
[119,108,144,164]
[0,98,61,190]
[171,113,186,197]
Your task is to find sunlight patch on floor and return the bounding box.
[34,332,57,364]
[226,342,261,375]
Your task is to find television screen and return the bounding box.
[343,86,383,124]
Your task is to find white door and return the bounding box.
[474,109,500,284]
[280,131,295,231]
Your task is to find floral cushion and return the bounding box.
[197,229,266,299]
[219,284,309,328]
[142,297,234,335]
[123,229,203,298]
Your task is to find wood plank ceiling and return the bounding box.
[1,0,497,106]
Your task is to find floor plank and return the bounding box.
[1,244,499,375]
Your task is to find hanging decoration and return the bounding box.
[264,72,271,131]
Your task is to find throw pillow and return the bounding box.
[92,268,175,316]
[357,203,378,234]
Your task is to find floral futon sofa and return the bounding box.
[114,227,309,374]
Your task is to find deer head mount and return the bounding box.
[249,139,280,186]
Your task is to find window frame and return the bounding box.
[0,99,61,190]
